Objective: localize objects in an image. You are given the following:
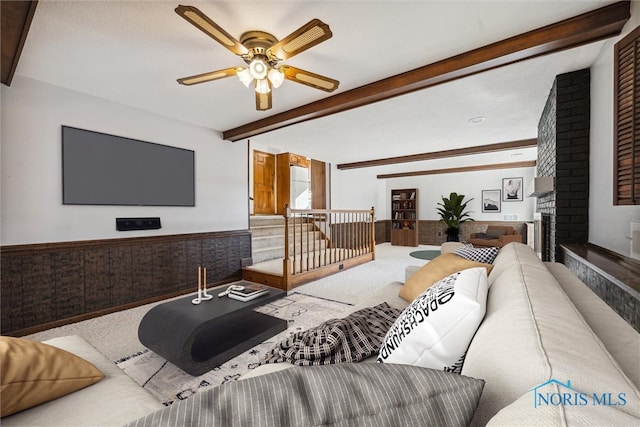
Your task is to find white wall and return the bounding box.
[332,150,536,223]
[1,76,248,245]
[590,2,640,256]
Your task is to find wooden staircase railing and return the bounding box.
[282,206,375,290]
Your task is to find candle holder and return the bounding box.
[201,267,213,300]
[192,266,212,304]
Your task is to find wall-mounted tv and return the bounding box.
[62,126,195,206]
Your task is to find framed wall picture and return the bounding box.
[482,189,501,212]
[502,177,523,201]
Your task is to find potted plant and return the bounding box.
[436,192,474,241]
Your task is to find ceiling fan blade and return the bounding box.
[281,65,339,92]
[255,90,272,111]
[267,19,332,61]
[177,67,242,85]
[175,5,248,57]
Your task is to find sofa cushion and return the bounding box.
[462,243,640,426]
[455,245,499,264]
[485,228,508,238]
[0,336,104,417]
[488,387,640,426]
[129,363,485,427]
[471,233,491,239]
[378,267,488,373]
[1,335,163,427]
[399,253,492,302]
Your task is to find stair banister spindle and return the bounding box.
[358,211,363,255]
[305,214,311,271]
[347,211,351,258]
[338,212,342,261]
[370,207,376,259]
[298,212,302,273]
[322,213,328,266]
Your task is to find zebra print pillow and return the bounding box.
[455,245,499,264]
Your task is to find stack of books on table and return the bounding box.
[228,284,269,302]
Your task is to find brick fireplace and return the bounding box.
[536,69,590,261]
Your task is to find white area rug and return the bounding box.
[115,292,351,406]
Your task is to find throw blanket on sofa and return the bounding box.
[261,303,401,366]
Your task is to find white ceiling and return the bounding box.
[16,0,617,164]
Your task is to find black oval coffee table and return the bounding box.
[138,281,287,376]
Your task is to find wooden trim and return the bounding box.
[377,160,536,179]
[338,139,537,170]
[1,1,38,86]
[1,229,251,256]
[241,268,285,290]
[223,2,630,142]
[286,253,373,290]
[7,288,195,337]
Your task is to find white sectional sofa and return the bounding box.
[3,242,639,426]
[246,242,640,425]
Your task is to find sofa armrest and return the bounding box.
[441,242,464,254]
[2,336,163,427]
[405,265,421,281]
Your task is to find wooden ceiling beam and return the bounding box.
[223,1,630,142]
[337,138,537,170]
[1,1,38,86]
[377,160,537,179]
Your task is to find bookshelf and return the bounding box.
[391,189,418,246]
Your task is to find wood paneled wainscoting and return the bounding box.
[1,230,251,336]
[377,220,529,246]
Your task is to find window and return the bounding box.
[614,25,640,205]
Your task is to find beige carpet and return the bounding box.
[24,243,435,361]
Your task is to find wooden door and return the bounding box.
[253,150,275,215]
[311,159,326,209]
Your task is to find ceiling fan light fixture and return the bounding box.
[249,57,268,80]
[268,68,285,88]
[255,79,271,94]
[237,68,253,87]
[175,8,338,111]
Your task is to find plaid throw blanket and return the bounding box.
[261,302,401,366]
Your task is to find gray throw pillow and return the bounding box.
[126,363,484,427]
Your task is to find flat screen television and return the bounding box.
[62,126,195,206]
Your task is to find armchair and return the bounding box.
[468,225,522,248]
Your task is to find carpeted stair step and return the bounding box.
[249,215,285,227]
[250,215,327,264]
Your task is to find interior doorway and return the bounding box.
[252,150,275,215]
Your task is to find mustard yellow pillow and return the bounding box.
[0,336,105,417]
[399,253,493,302]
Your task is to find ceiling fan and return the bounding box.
[175,5,340,111]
